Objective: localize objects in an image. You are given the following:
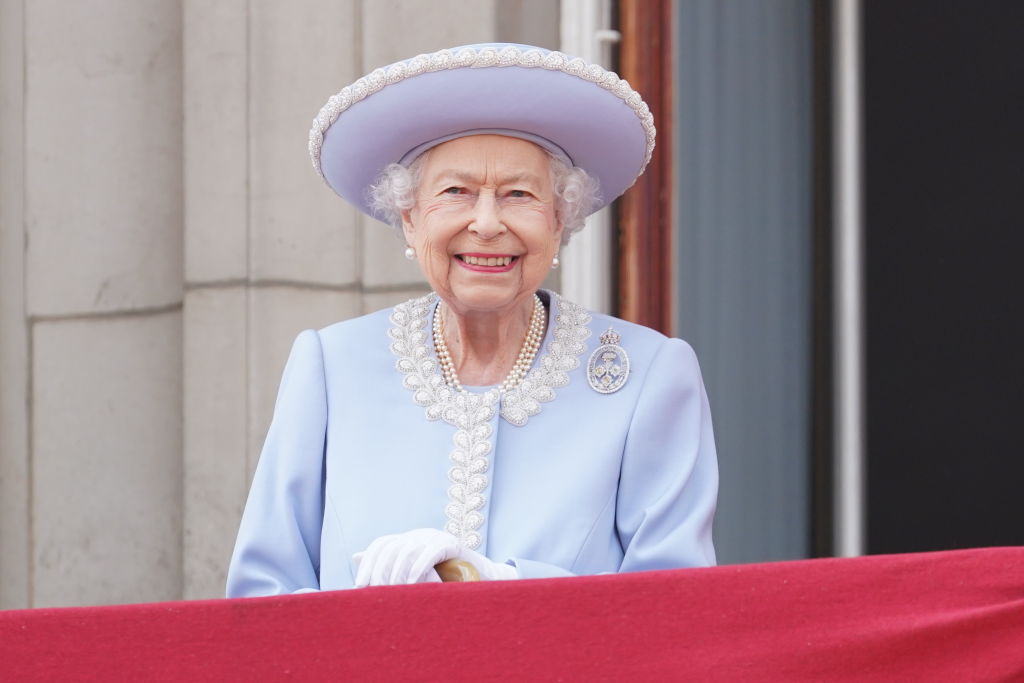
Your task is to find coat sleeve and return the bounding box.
[226,330,327,597]
[615,337,718,570]
[510,337,718,580]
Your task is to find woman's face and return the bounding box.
[402,135,562,318]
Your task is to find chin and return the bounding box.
[443,283,535,315]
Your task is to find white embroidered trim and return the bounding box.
[388,292,591,549]
[308,45,656,178]
[501,296,592,426]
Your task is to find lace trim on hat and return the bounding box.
[309,45,656,180]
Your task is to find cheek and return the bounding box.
[408,211,449,254]
[416,234,450,267]
[410,228,455,292]
[525,212,561,255]
[520,219,560,281]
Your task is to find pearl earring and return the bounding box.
[551,253,560,269]
[404,246,416,260]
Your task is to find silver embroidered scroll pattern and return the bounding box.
[500,294,592,427]
[442,392,497,550]
[389,294,451,419]
[389,294,497,550]
[389,293,592,545]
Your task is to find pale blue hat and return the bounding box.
[309,43,655,218]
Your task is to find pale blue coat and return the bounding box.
[226,291,718,596]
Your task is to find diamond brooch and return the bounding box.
[587,327,629,394]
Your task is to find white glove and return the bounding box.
[352,528,518,587]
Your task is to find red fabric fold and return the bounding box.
[3,547,1023,681]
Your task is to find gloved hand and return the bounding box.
[352,528,518,587]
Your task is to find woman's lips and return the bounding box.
[455,253,519,273]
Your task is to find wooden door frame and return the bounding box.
[616,0,675,334]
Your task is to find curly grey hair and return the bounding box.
[368,148,601,246]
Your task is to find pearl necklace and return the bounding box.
[433,294,546,394]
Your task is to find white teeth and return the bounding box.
[462,255,513,266]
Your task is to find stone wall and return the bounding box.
[0,0,558,608]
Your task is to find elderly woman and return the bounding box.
[227,43,718,595]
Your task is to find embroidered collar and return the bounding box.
[387,291,591,549]
[388,290,592,428]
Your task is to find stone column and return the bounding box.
[1,0,185,608]
[0,0,29,610]
[182,0,364,600]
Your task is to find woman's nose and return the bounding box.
[468,193,505,239]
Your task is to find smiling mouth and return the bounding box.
[456,254,518,267]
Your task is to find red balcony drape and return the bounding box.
[3,547,1023,681]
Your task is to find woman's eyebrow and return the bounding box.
[429,170,480,186]
[431,170,545,186]
[497,172,545,187]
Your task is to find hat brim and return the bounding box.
[310,45,654,219]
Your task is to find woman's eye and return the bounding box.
[507,189,530,198]
[443,186,465,195]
